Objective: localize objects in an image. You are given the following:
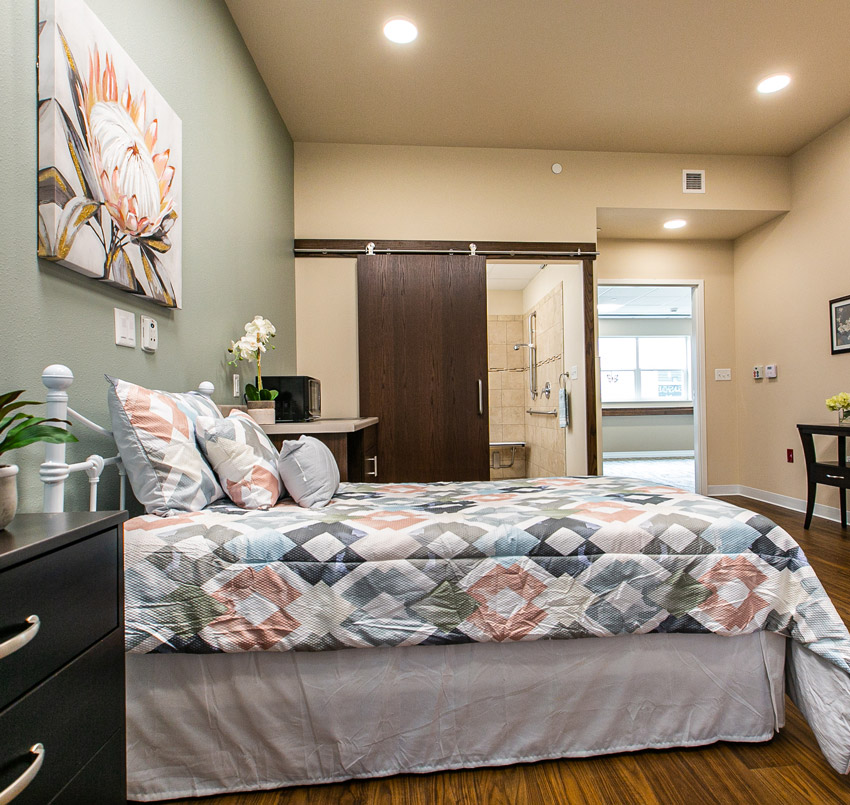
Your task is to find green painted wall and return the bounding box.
[0,0,295,513]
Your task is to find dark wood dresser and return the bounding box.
[0,511,127,804]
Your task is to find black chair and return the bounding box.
[797,424,850,529]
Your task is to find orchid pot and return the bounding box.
[0,465,19,531]
[246,399,275,425]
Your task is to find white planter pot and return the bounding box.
[246,400,275,425]
[0,464,19,531]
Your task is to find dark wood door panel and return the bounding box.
[358,254,489,482]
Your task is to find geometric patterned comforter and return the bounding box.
[124,476,850,676]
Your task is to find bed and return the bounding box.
[36,366,850,801]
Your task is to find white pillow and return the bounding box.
[195,411,283,510]
[277,435,340,508]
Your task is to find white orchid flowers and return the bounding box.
[228,316,277,399]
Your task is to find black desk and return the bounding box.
[797,424,850,528]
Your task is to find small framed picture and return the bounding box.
[830,295,850,354]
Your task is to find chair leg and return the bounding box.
[804,482,817,529]
[842,487,847,530]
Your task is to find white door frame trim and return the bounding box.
[597,279,708,495]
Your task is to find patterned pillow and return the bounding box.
[106,377,224,515]
[195,411,282,510]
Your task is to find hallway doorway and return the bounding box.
[597,282,706,493]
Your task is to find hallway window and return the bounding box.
[600,336,691,402]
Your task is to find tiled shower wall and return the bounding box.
[487,315,527,479]
[524,285,567,478]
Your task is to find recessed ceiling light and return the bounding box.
[757,74,791,94]
[551,163,563,174]
[383,18,418,44]
[663,219,687,230]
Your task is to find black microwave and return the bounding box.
[260,376,321,422]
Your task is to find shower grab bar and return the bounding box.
[527,408,557,416]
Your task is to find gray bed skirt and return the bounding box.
[126,632,786,801]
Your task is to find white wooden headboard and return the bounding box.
[40,365,214,513]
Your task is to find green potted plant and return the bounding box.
[228,315,278,424]
[0,390,78,530]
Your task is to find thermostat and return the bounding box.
[141,316,158,352]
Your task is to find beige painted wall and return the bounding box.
[487,290,524,316]
[293,145,776,479]
[596,240,738,485]
[295,144,790,243]
[734,113,850,508]
[294,257,359,417]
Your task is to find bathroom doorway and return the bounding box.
[597,282,706,493]
[486,262,586,480]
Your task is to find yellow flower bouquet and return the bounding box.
[826,392,850,425]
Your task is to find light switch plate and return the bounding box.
[232,373,240,398]
[570,365,578,380]
[753,365,764,380]
[714,368,731,381]
[114,308,136,348]
[140,315,158,352]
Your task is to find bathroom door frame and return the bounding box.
[596,279,708,495]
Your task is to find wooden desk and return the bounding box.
[797,423,850,529]
[262,419,379,482]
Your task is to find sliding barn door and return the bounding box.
[357,254,490,482]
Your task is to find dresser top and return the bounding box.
[0,511,127,571]
[262,417,378,435]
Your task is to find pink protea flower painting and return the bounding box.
[82,50,175,239]
[37,0,182,308]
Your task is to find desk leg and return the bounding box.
[804,482,816,530]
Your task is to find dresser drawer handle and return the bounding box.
[366,456,378,477]
[0,743,44,805]
[0,615,40,661]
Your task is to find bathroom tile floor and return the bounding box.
[602,457,696,493]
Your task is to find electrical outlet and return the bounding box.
[787,449,794,463]
[715,368,731,381]
[232,373,240,398]
[140,315,158,352]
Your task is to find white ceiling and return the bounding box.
[225,0,850,156]
[486,263,546,291]
[598,285,693,317]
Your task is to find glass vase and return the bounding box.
[839,409,850,426]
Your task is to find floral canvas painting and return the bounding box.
[38,0,182,308]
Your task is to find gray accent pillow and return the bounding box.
[277,435,340,508]
[106,376,224,516]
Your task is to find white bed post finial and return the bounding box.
[197,381,214,398]
[41,365,74,513]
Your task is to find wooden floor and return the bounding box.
[165,497,850,805]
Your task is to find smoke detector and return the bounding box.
[683,170,705,193]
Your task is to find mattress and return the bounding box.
[126,631,786,801]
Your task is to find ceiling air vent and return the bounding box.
[683,169,706,193]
